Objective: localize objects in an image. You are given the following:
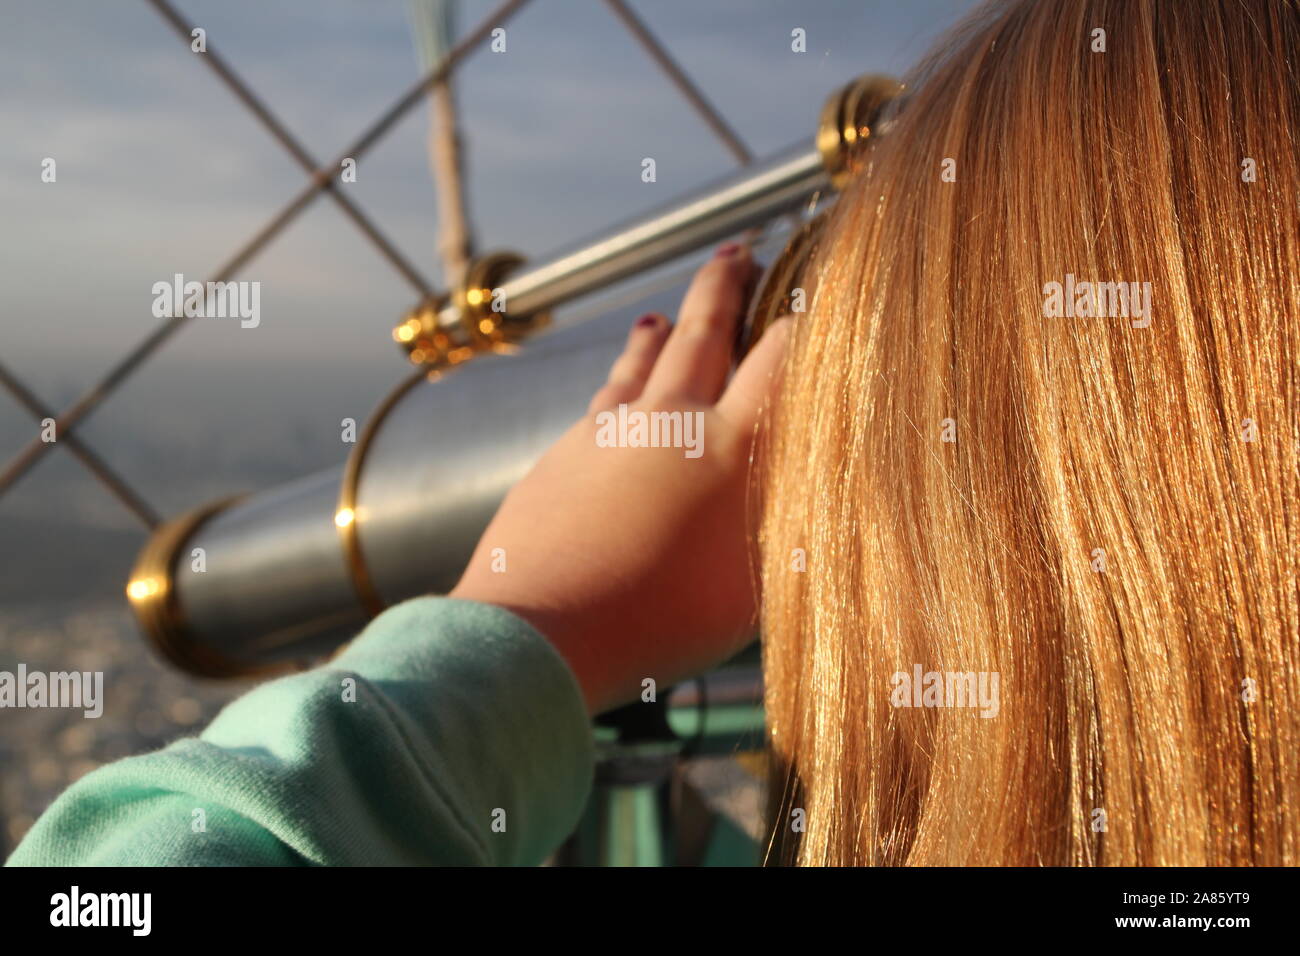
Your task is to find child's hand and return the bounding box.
[450,244,792,714]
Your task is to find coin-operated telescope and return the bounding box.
[126,75,902,680]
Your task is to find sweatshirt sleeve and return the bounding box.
[6,597,595,866]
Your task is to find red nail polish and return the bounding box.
[635,313,659,329]
[715,242,742,258]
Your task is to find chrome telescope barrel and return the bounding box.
[432,144,826,335]
[126,74,903,678]
[131,310,644,675]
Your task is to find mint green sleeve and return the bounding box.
[6,597,595,866]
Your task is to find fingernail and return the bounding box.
[715,242,743,258]
[635,313,660,329]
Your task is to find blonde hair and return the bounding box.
[760,0,1300,865]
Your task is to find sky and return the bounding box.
[0,0,979,566]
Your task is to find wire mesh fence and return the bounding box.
[0,0,784,857]
[0,0,756,530]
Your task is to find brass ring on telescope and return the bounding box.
[816,74,904,191]
[460,251,551,349]
[393,251,550,367]
[126,494,272,679]
[739,74,902,350]
[335,366,434,619]
[393,292,462,368]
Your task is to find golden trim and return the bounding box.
[125,495,272,679]
[460,251,529,348]
[393,250,550,368]
[739,74,902,353]
[816,74,904,190]
[335,367,434,618]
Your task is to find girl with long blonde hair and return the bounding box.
[760,0,1300,866]
[11,0,1298,868]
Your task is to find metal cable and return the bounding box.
[144,0,437,300]
[0,362,160,527]
[0,0,532,498]
[600,0,753,166]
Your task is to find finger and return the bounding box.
[717,315,793,427]
[644,243,755,404]
[587,313,671,413]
